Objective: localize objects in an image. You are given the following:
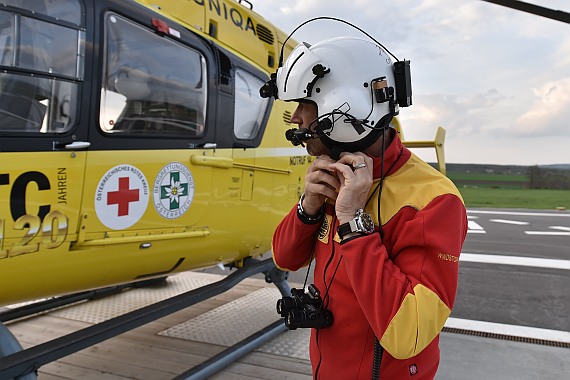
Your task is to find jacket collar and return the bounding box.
[371,130,410,179]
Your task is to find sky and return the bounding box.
[251,0,569,166]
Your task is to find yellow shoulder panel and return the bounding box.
[364,153,463,226]
[380,284,451,359]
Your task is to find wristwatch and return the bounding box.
[337,209,375,239]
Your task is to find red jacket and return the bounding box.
[272,134,467,379]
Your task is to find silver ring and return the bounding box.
[353,163,367,170]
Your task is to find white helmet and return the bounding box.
[261,36,411,153]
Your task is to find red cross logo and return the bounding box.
[107,177,140,216]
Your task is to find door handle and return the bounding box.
[64,141,91,150]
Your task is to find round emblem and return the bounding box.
[153,162,194,219]
[94,164,149,230]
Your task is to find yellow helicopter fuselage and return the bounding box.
[0,0,308,306]
[0,0,445,307]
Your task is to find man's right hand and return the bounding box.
[302,155,341,216]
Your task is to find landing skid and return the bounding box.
[0,257,291,379]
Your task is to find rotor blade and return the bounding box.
[479,0,570,24]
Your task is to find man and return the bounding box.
[261,36,467,379]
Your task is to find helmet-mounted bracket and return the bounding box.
[306,64,330,97]
[259,72,278,99]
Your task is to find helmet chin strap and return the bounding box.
[319,114,393,160]
[321,131,380,160]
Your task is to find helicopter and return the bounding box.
[0,0,302,307]
[0,1,450,378]
[0,0,446,309]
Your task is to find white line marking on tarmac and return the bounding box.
[550,226,570,232]
[467,221,485,234]
[467,210,570,218]
[490,219,529,225]
[461,253,570,270]
[524,231,570,236]
[445,317,570,344]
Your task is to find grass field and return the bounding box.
[448,173,528,182]
[457,187,570,210]
[447,173,529,190]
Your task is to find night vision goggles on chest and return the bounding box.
[277,284,333,330]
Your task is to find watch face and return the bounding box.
[356,211,375,234]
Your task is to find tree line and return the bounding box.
[528,166,570,190]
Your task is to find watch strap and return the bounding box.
[337,221,357,239]
[297,194,323,224]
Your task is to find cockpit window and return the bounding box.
[234,69,269,140]
[100,13,207,138]
[0,0,84,134]
[1,0,83,26]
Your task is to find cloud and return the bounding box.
[514,78,570,136]
[554,38,570,69]
[410,0,495,41]
[252,0,570,164]
[254,0,412,45]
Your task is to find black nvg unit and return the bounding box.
[277,284,333,330]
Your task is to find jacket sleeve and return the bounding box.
[340,194,467,359]
[272,205,322,271]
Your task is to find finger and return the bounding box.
[337,153,366,168]
[332,161,369,179]
[328,162,373,194]
[307,169,341,192]
[317,154,335,163]
[305,182,338,200]
[311,155,335,168]
[338,152,373,177]
[328,162,357,182]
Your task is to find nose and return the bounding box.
[289,104,303,126]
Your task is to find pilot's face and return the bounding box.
[290,102,330,157]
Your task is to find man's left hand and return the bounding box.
[327,152,374,224]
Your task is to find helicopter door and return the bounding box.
[73,6,216,278]
[0,1,88,265]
